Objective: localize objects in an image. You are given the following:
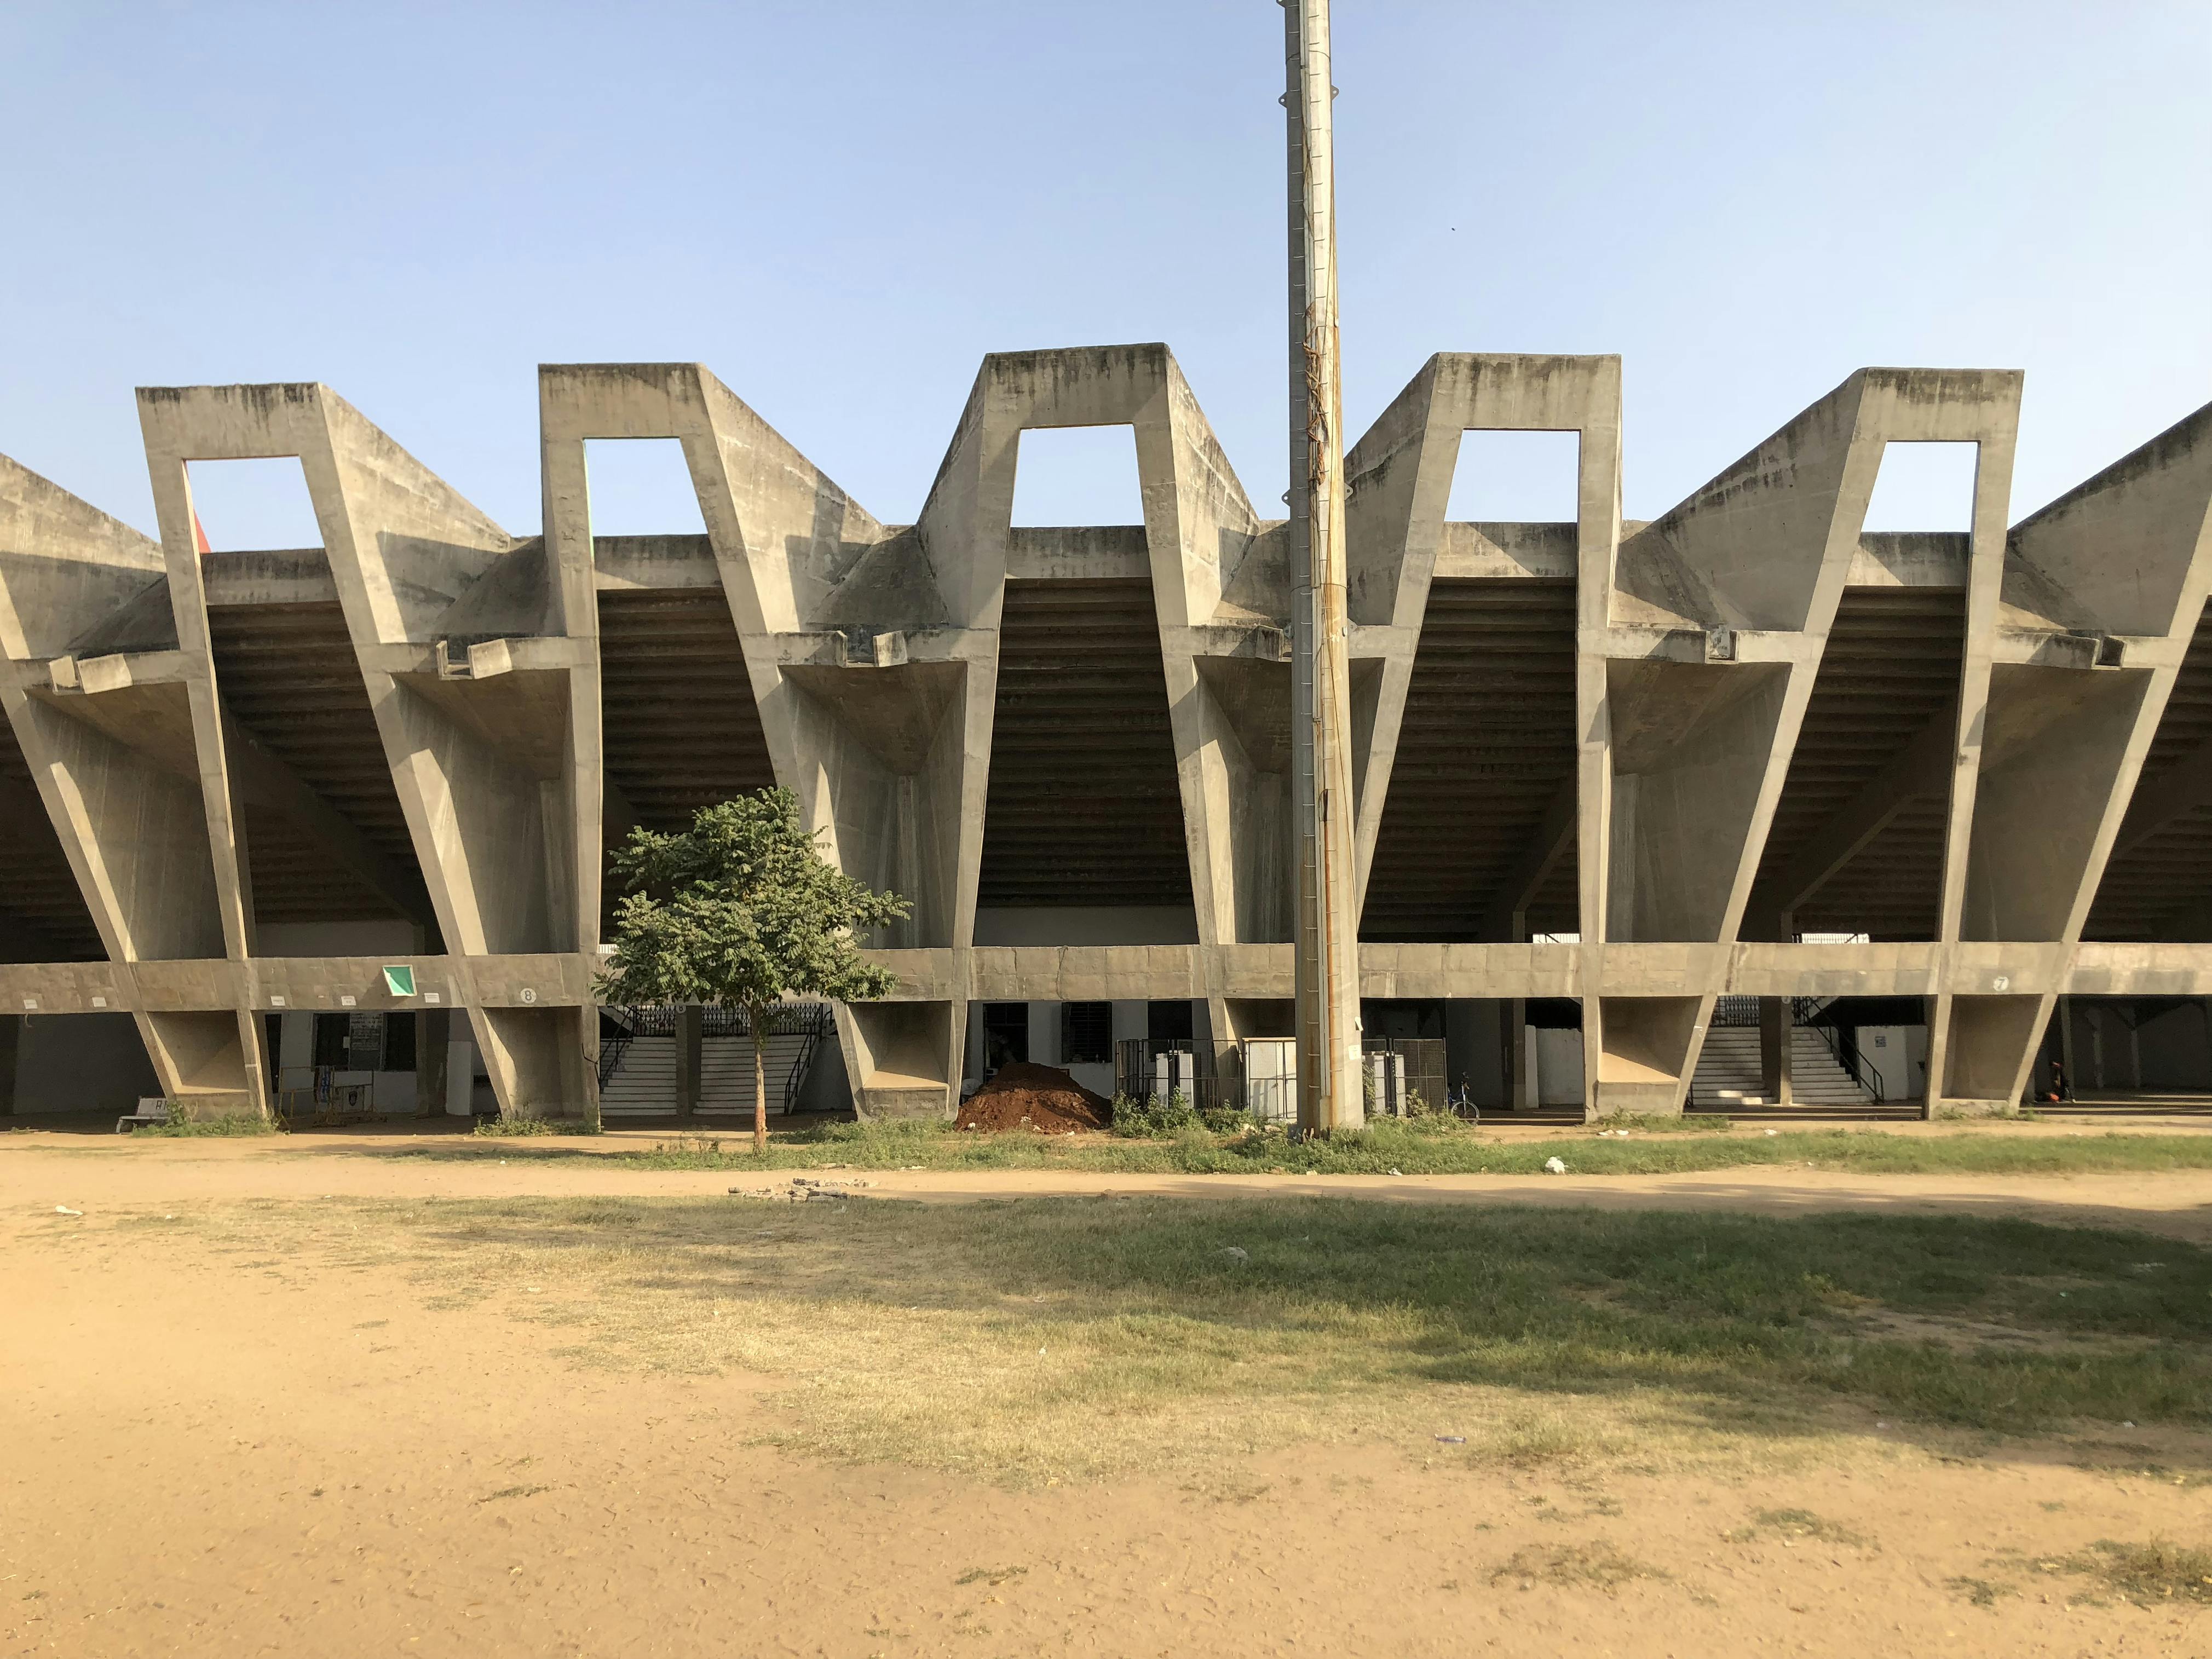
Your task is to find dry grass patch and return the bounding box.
[1724,1506,1874,1548]
[2071,1539,2212,1604]
[1945,1574,2017,1606]
[130,1193,2212,1488]
[1491,1541,1666,1593]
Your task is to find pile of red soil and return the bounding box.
[954,1062,1112,1134]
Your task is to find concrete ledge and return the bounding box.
[2067,943,2212,996]
[130,960,244,1007]
[8,941,2210,1019]
[0,963,124,1013]
[250,957,463,1011]
[851,938,2212,1003]
[0,954,603,1014]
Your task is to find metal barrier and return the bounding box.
[1106,1036,1451,1122]
[1362,1036,1448,1115]
[1113,1039,1240,1110]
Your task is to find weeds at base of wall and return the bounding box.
[1108,1091,1238,1139]
[473,1116,602,1138]
[133,1110,276,1138]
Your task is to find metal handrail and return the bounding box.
[1691,998,1886,1107]
[596,1034,632,1091]
[596,1003,833,1110]
[775,1007,831,1114]
[1790,996,1883,1104]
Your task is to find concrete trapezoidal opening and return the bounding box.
[1010,425,1143,528]
[1445,428,1581,523]
[1864,441,1978,534]
[582,439,708,536]
[183,456,321,552]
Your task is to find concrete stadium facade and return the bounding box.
[3,348,2211,1123]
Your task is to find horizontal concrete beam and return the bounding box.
[0,960,123,1013]
[2,937,2209,1032]
[838,940,2207,1003]
[187,523,1978,615]
[0,953,600,1014]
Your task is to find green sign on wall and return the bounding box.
[382,964,417,997]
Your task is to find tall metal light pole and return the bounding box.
[1284,0,1364,1132]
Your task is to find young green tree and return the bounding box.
[596,788,908,1152]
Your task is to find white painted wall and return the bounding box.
[1534,1026,1584,1108]
[1859,1026,1910,1102]
[446,1039,487,1115]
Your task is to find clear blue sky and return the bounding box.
[4,2,2207,545]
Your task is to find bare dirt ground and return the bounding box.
[9,1119,2212,1241]
[5,1133,2210,1657]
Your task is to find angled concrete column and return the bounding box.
[911,344,1278,969]
[137,383,596,1121]
[0,454,247,1110]
[1588,367,2020,1115]
[915,345,1278,1107]
[1345,354,1623,913]
[538,362,978,1117]
[1343,355,1623,1117]
[1917,381,2028,1112]
[1944,399,2212,1109]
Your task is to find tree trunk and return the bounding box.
[752,1002,768,1155]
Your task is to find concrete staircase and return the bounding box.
[694,1034,816,1117]
[1691,1026,1875,1109]
[598,1022,825,1118]
[600,1035,678,1115]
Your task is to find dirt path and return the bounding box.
[4,1137,2210,1656]
[10,1129,2212,1241]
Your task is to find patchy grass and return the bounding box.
[131,1112,276,1138]
[1724,1507,1873,1548]
[954,1565,1027,1588]
[1491,1541,1666,1592]
[594,1116,2212,1180]
[473,1116,598,1138]
[1945,1574,2015,1606]
[143,1193,2212,1487]
[2071,1539,2212,1603]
